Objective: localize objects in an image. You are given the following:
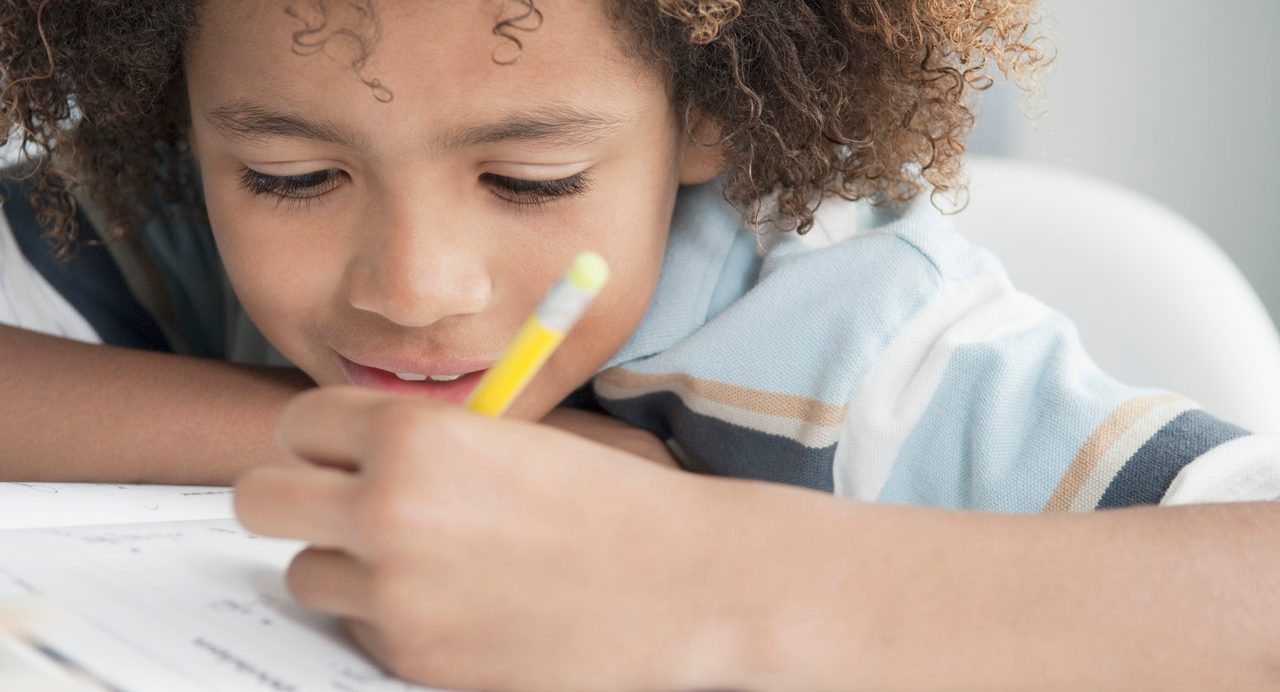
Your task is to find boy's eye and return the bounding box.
[236,168,590,208]
[238,167,344,201]
[481,172,591,206]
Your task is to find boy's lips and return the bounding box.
[334,353,493,406]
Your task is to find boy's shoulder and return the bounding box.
[758,191,999,286]
[608,182,1005,367]
[600,183,996,395]
[666,178,996,298]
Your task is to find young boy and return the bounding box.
[2,0,1279,689]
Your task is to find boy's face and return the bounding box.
[185,0,714,419]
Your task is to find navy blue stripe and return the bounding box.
[1097,409,1250,508]
[558,382,606,413]
[600,391,836,491]
[1,177,169,352]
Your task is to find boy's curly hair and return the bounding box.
[0,0,1049,258]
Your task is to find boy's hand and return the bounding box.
[541,406,680,468]
[233,386,747,691]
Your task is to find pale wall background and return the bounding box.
[970,0,1280,329]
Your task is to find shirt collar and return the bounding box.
[600,179,744,369]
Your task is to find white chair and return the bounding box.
[953,157,1280,434]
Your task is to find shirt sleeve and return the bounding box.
[0,175,169,351]
[0,172,293,366]
[0,210,101,342]
[833,240,1280,511]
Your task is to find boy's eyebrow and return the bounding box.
[435,106,625,148]
[205,101,625,149]
[206,102,365,148]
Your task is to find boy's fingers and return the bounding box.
[234,465,361,548]
[344,618,392,668]
[286,547,371,619]
[275,386,450,470]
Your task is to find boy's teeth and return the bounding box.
[393,372,464,382]
[395,372,428,381]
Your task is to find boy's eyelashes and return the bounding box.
[235,166,593,209]
[238,167,343,201]
[479,172,592,207]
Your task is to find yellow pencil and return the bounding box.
[465,252,610,417]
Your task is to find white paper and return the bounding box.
[0,518,444,692]
[0,483,236,530]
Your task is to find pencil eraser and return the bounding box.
[568,251,610,293]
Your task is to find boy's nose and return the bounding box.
[343,214,492,328]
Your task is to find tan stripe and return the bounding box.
[596,368,846,427]
[1043,393,1181,512]
[1069,396,1198,512]
[596,375,845,448]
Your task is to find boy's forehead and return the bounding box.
[187,0,637,92]
[186,0,654,145]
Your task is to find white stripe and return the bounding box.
[0,213,100,343]
[833,271,1054,500]
[594,376,843,448]
[1068,397,1197,511]
[1161,434,1280,505]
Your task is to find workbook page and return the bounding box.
[0,483,235,530]
[0,518,443,692]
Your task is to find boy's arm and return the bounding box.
[541,407,679,467]
[0,325,313,484]
[729,483,1280,690]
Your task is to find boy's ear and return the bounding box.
[677,115,727,185]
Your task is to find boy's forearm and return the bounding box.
[541,407,679,467]
[705,480,1280,690]
[0,325,314,485]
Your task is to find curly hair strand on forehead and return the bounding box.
[286,0,394,103]
[492,0,545,65]
[0,0,1051,259]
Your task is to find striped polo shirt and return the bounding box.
[590,180,1280,510]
